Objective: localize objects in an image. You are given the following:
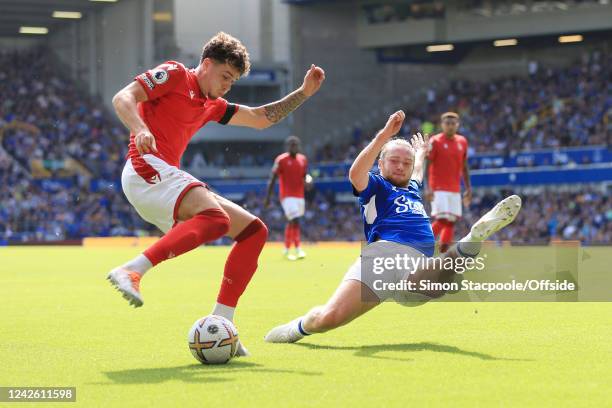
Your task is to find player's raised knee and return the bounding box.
[198,208,231,237]
[234,217,268,242]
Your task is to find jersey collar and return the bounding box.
[187,68,207,101]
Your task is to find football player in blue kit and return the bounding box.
[265,111,522,343]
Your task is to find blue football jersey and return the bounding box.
[353,173,435,256]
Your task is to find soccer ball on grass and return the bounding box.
[188,315,239,365]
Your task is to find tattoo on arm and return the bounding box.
[263,89,307,124]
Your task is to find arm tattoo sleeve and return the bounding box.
[263,89,307,124]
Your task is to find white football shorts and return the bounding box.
[431,190,462,221]
[121,154,205,233]
[281,196,305,221]
[343,241,432,306]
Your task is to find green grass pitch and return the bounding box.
[1,245,611,407]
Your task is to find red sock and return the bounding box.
[143,208,230,266]
[284,223,292,250]
[217,218,268,307]
[293,223,301,248]
[440,220,455,252]
[432,219,444,238]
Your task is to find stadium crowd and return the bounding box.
[0,48,153,242]
[0,48,127,179]
[1,48,610,245]
[0,161,155,242]
[315,48,611,163]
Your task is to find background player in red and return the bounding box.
[106,32,325,356]
[264,135,311,260]
[425,112,472,253]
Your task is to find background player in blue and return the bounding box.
[265,111,522,344]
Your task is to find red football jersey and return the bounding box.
[427,133,468,192]
[128,60,237,181]
[273,153,308,199]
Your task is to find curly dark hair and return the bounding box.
[200,32,251,76]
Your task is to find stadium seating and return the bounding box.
[0,48,156,242]
[1,47,609,244]
[314,48,610,163]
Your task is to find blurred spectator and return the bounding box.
[0,48,609,245]
[0,48,128,179]
[315,48,611,163]
[241,187,611,245]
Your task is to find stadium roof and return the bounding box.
[0,0,116,37]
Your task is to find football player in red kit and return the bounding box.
[264,136,309,260]
[425,112,472,253]
[107,32,325,357]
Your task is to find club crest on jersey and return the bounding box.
[152,69,169,85]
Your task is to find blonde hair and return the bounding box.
[380,138,413,160]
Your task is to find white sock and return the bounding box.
[295,246,301,252]
[457,232,482,257]
[122,254,153,276]
[296,318,310,336]
[212,303,235,321]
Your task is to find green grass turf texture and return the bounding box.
[1,245,610,407]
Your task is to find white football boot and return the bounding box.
[470,194,522,241]
[107,267,143,308]
[235,341,251,357]
[264,318,305,343]
[296,248,307,259]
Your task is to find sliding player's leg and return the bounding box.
[265,278,379,343]
[398,195,522,300]
[454,194,521,257]
[302,279,379,333]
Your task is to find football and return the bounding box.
[187,315,240,365]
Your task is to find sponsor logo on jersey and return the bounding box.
[139,73,155,90]
[152,69,169,85]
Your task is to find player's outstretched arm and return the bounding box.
[462,158,472,206]
[228,64,325,130]
[112,81,158,154]
[349,110,405,192]
[263,171,278,208]
[409,132,429,184]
